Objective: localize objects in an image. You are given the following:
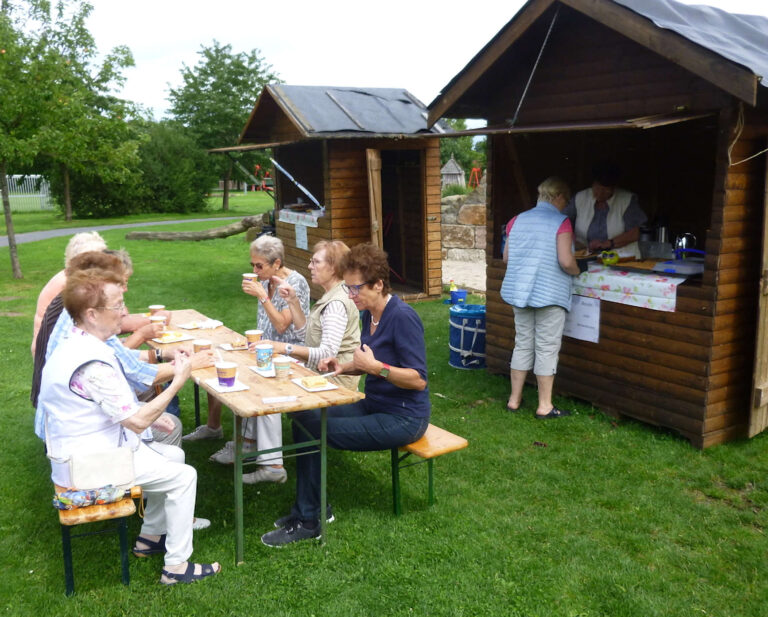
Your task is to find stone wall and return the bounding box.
[441,175,487,261]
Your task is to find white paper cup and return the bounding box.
[255,343,273,369]
[245,329,263,344]
[273,355,291,381]
[243,273,258,283]
[193,339,212,353]
[148,304,165,314]
[215,361,237,387]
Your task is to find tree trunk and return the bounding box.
[0,159,23,279]
[125,215,263,241]
[222,164,231,212]
[62,162,72,221]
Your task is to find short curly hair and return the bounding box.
[340,243,391,295]
[313,240,350,279]
[63,269,124,326]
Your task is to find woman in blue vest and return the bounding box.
[501,177,580,419]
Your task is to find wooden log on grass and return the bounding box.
[125,216,263,241]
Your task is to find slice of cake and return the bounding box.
[301,375,329,389]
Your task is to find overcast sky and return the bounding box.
[85,0,768,122]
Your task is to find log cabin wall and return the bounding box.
[478,6,767,447]
[703,106,768,447]
[275,137,442,300]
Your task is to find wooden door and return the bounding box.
[366,149,383,247]
[749,140,768,437]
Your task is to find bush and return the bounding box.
[48,121,218,218]
[442,184,472,198]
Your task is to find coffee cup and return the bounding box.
[193,339,212,353]
[243,273,258,283]
[245,329,263,345]
[150,314,167,332]
[148,304,165,315]
[215,361,237,388]
[255,343,273,370]
[273,355,291,381]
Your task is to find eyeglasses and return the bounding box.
[341,282,369,297]
[96,301,126,312]
[250,261,270,270]
[309,258,325,266]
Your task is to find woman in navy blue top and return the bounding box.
[261,243,430,547]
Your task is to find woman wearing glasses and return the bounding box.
[38,269,220,585]
[184,236,310,484]
[261,243,430,547]
[262,240,361,392]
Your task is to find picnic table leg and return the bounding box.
[194,382,201,428]
[233,414,244,565]
[319,408,327,545]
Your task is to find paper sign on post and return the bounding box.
[563,295,600,343]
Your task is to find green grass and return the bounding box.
[2,226,768,615]
[1,190,274,235]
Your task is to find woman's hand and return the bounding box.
[171,349,192,382]
[318,357,342,375]
[353,344,380,375]
[151,414,176,434]
[190,350,215,370]
[274,276,296,300]
[135,321,163,343]
[242,278,268,301]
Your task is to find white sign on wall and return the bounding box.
[563,295,600,343]
[294,224,308,250]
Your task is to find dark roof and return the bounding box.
[264,84,446,138]
[615,0,768,84]
[428,0,768,124]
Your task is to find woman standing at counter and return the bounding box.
[501,176,580,419]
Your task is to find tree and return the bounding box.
[0,0,136,277]
[439,118,486,179]
[168,40,280,211]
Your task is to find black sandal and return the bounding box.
[536,407,572,419]
[133,534,166,557]
[160,562,221,585]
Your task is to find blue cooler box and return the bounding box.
[449,304,486,369]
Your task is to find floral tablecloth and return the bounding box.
[573,265,687,312]
[278,208,324,228]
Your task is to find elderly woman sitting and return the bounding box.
[38,268,220,585]
[261,243,430,547]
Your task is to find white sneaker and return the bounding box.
[192,517,211,531]
[209,440,257,464]
[243,466,288,484]
[182,425,223,442]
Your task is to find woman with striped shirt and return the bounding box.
[265,240,361,393]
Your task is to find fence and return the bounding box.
[4,175,55,212]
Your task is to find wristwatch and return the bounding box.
[379,363,391,379]
[285,343,294,356]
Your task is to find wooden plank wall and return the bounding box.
[702,106,768,447]
[276,138,443,299]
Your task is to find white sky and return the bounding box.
[86,0,768,123]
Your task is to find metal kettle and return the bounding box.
[674,233,697,259]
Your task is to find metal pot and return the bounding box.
[675,233,697,259]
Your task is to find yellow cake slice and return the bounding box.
[301,376,329,389]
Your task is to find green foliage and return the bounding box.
[439,118,486,173]
[442,183,472,198]
[135,121,219,214]
[167,40,280,178]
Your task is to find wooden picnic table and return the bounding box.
[148,309,364,563]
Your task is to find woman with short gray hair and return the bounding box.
[500,176,579,419]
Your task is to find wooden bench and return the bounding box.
[55,485,142,596]
[390,424,468,515]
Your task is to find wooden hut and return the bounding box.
[427,0,768,447]
[441,155,466,189]
[215,85,445,300]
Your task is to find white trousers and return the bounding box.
[510,305,567,375]
[243,414,283,466]
[135,441,196,566]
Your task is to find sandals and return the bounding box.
[536,407,572,419]
[133,534,166,557]
[160,562,221,585]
